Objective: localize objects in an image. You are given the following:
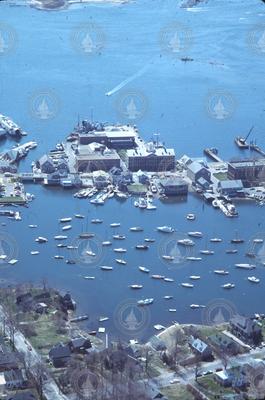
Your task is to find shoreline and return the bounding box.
[29,0,128,11]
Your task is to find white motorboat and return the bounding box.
[110,223,121,228]
[200,249,214,255]
[189,275,200,280]
[83,276,95,280]
[235,263,255,270]
[157,226,174,233]
[144,238,155,243]
[28,224,37,228]
[35,236,48,243]
[102,241,112,246]
[169,308,177,312]
[248,276,260,283]
[178,239,195,246]
[190,304,206,309]
[91,219,103,224]
[75,214,85,219]
[30,251,39,255]
[164,295,173,300]
[113,248,127,253]
[139,266,150,273]
[188,231,203,238]
[151,274,165,280]
[154,324,165,331]
[214,270,229,275]
[137,298,154,306]
[8,259,18,265]
[86,251,96,257]
[186,213,196,220]
[186,256,202,261]
[226,249,238,254]
[222,283,235,289]
[181,283,194,288]
[113,235,126,240]
[115,259,127,265]
[164,277,174,282]
[129,284,143,289]
[54,255,64,260]
[100,266,113,271]
[210,238,222,243]
[62,225,72,231]
[130,227,143,232]
[60,217,72,223]
[54,235,67,240]
[162,255,174,261]
[253,238,264,244]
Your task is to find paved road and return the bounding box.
[0,306,69,400]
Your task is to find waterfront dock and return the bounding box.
[203,148,223,163]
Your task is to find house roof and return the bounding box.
[215,370,229,381]
[191,338,208,353]
[219,180,243,190]
[49,343,71,360]
[160,178,187,187]
[8,393,36,400]
[70,337,91,349]
[39,154,53,166]
[187,161,206,174]
[230,315,259,335]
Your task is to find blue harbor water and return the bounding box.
[1,0,265,340]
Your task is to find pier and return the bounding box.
[203,148,223,163]
[249,143,265,157]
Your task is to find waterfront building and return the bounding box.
[37,154,55,174]
[230,315,262,345]
[78,123,137,149]
[0,160,17,173]
[218,180,244,197]
[186,160,211,184]
[49,343,71,368]
[160,178,188,196]
[228,158,265,186]
[126,142,175,172]
[75,142,120,172]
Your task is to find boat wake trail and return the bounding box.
[105,62,152,97]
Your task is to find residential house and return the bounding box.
[218,180,244,197]
[49,343,71,368]
[230,315,262,345]
[1,369,28,390]
[190,337,212,361]
[186,161,211,184]
[37,154,55,174]
[160,178,188,196]
[8,393,37,400]
[68,337,91,354]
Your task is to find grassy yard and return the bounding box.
[213,172,228,181]
[197,376,236,400]
[161,384,195,400]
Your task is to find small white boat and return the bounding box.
[154,324,165,331]
[187,213,196,220]
[66,245,76,249]
[189,275,200,280]
[188,231,203,238]
[91,219,103,224]
[146,203,157,210]
[222,283,235,289]
[28,224,37,228]
[135,244,149,250]
[157,226,174,233]
[190,304,206,309]
[35,236,48,243]
[178,239,194,246]
[226,249,238,254]
[164,295,173,300]
[99,317,109,322]
[253,238,264,244]
[83,276,95,280]
[164,277,174,282]
[54,235,67,240]
[60,217,72,223]
[100,266,113,271]
[139,266,150,273]
[144,238,155,243]
[181,283,194,288]
[102,241,112,246]
[130,227,143,232]
[8,259,18,265]
[200,249,214,255]
[248,276,260,283]
[54,255,64,260]
[169,308,177,312]
[130,284,143,289]
[75,214,85,219]
[210,238,222,243]
[113,248,127,253]
[214,270,229,275]
[235,263,255,270]
[151,274,165,280]
[162,255,174,261]
[110,223,120,228]
[113,235,126,240]
[137,298,154,306]
[115,259,127,265]
[186,256,202,261]
[0,255,7,260]
[31,251,39,255]
[62,225,72,231]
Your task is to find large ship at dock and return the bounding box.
[0,114,27,137]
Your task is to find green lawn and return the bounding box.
[161,384,195,400]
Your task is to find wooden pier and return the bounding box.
[203,148,223,163]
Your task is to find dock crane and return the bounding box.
[235,126,254,149]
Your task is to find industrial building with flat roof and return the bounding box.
[126,142,175,172]
[228,158,265,186]
[74,142,121,172]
